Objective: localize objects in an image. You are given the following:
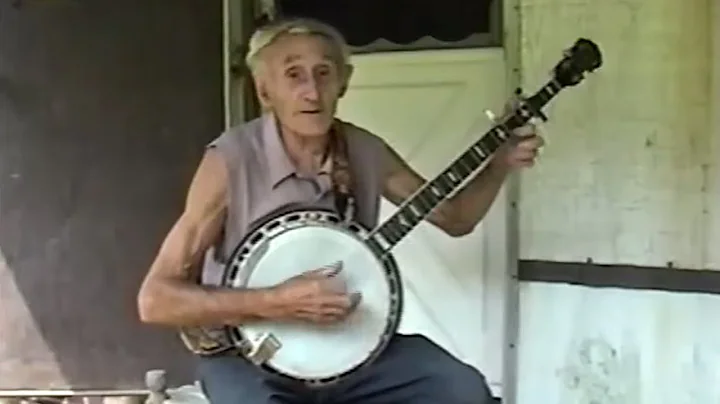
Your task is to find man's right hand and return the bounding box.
[271,262,362,324]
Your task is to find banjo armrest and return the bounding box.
[246,332,282,366]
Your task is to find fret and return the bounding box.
[524,81,561,120]
[540,88,553,104]
[477,141,492,157]
[388,218,406,236]
[393,216,409,232]
[372,231,392,251]
[458,161,472,176]
[484,131,503,149]
[418,187,442,206]
[433,176,453,194]
[541,80,561,99]
[469,145,486,160]
[447,153,480,183]
[402,210,421,227]
[459,152,480,168]
[497,127,511,140]
[533,86,551,104]
[473,144,487,158]
[407,201,422,218]
[377,227,395,244]
[380,222,402,245]
[410,188,436,211]
[529,93,549,110]
[427,183,443,198]
[399,211,420,228]
[480,134,496,150]
[489,128,501,143]
[393,215,410,231]
[452,159,469,176]
[401,196,424,222]
[449,163,469,179]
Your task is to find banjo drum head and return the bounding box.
[224,210,402,384]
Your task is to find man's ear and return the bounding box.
[254,78,272,110]
[338,64,354,98]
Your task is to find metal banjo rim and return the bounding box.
[220,207,404,387]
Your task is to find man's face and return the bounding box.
[255,33,351,137]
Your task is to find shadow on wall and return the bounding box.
[0,0,223,389]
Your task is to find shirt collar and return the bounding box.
[263,113,334,187]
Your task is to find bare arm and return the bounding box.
[381,142,509,237]
[137,149,283,327]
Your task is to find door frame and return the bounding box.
[222,0,263,128]
[500,0,522,402]
[220,1,523,401]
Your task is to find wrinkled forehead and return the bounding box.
[263,33,342,69]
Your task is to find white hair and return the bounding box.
[245,17,351,75]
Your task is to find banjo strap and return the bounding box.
[329,121,356,224]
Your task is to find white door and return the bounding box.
[337,48,511,396]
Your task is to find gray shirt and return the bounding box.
[200,113,387,286]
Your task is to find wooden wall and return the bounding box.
[0,0,223,389]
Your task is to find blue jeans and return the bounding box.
[197,334,494,404]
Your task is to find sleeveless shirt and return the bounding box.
[200,113,386,286]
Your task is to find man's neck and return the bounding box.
[279,123,332,172]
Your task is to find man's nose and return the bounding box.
[302,78,321,101]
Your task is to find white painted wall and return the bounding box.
[516,283,720,403]
[710,0,720,272]
[512,0,720,403]
[517,0,718,270]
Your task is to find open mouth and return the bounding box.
[300,109,322,114]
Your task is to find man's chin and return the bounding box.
[291,119,334,137]
[296,130,330,138]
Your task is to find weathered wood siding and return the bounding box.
[513,0,720,402]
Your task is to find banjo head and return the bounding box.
[221,208,403,386]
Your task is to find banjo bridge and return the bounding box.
[246,332,282,366]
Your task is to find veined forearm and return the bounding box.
[138,279,282,327]
[451,161,509,228]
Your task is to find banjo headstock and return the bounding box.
[551,38,603,88]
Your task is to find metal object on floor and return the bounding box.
[0,370,203,404]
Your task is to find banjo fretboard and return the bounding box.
[369,79,564,255]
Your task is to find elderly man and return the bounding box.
[137,17,543,404]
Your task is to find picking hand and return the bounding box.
[273,262,362,324]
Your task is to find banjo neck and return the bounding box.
[368,79,564,256]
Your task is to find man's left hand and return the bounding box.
[494,124,545,170]
[488,95,546,171]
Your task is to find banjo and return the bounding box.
[179,38,603,387]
